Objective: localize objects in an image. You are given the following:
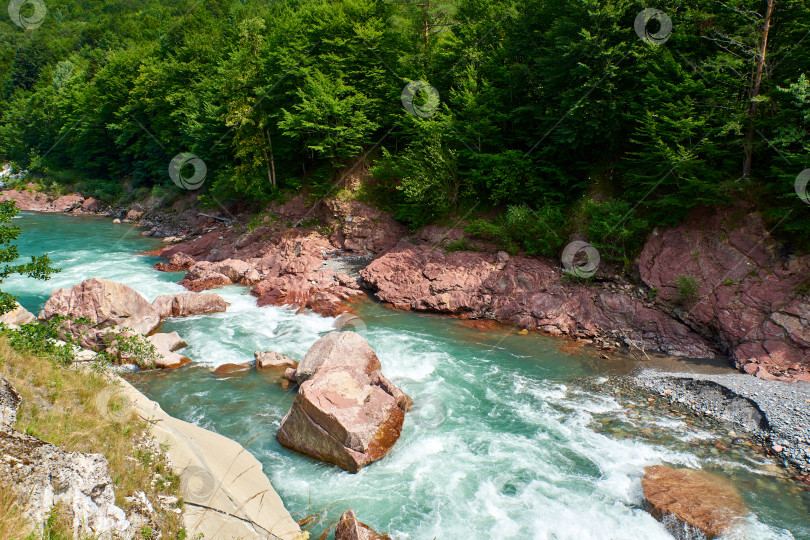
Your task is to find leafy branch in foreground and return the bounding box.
[0,201,58,315]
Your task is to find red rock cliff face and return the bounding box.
[360,242,716,358]
[361,206,810,381]
[639,206,810,382]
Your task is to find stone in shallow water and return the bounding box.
[642,465,747,539]
[254,350,298,370]
[335,509,391,540]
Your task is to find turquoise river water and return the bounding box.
[5,212,810,539]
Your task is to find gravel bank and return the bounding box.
[634,370,810,472]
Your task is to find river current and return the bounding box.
[6,212,810,539]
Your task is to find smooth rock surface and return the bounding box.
[0,302,36,327]
[642,465,747,539]
[115,378,305,540]
[151,292,228,318]
[38,278,160,349]
[277,332,411,473]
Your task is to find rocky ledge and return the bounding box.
[361,242,714,358]
[361,205,809,381]
[634,370,810,472]
[277,331,411,473]
[37,277,227,368]
[7,182,807,382]
[1,376,130,538]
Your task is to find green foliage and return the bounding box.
[581,198,649,266]
[0,0,808,253]
[673,274,700,306]
[99,328,158,369]
[0,201,58,314]
[445,236,477,253]
[466,203,566,256]
[0,318,75,365]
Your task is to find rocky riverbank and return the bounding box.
[0,328,306,539]
[2,184,808,383]
[634,370,810,473]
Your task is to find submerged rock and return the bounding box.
[335,509,391,540]
[151,291,228,318]
[212,363,252,377]
[38,278,160,349]
[277,332,411,473]
[642,465,747,539]
[255,350,298,370]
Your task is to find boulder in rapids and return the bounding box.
[151,292,228,318]
[642,465,747,539]
[276,331,411,473]
[38,278,160,349]
[335,509,392,540]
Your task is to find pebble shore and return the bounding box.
[634,370,810,472]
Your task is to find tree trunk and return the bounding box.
[742,0,776,179]
[424,0,430,50]
[265,129,276,187]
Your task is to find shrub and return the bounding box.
[465,203,566,257]
[673,275,701,305]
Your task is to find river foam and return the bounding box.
[6,213,807,540]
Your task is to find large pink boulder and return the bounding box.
[294,331,380,383]
[38,278,160,349]
[277,332,411,473]
[642,466,747,539]
[151,292,228,318]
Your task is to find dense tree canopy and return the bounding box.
[0,0,808,257]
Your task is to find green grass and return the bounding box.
[0,337,184,538]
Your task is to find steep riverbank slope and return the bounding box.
[4,186,808,381]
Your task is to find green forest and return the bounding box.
[1,0,808,260]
